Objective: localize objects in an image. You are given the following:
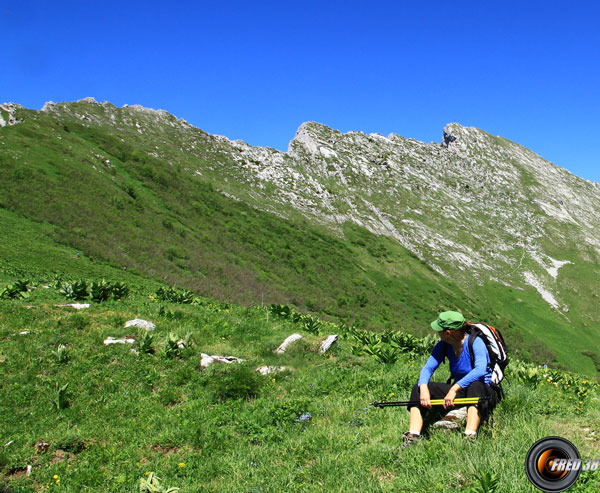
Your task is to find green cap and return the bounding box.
[431,311,465,331]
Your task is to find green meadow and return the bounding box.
[1,225,599,492]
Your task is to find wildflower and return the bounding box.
[178,462,185,468]
[53,475,59,480]
[297,413,312,421]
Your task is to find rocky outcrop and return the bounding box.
[12,99,600,313]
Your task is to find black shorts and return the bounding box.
[408,381,497,420]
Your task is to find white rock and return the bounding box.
[433,406,469,428]
[433,420,460,429]
[124,319,156,331]
[275,334,304,354]
[319,335,338,353]
[444,407,468,420]
[60,303,90,310]
[200,354,215,367]
[103,336,135,345]
[201,353,244,367]
[255,366,291,375]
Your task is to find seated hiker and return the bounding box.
[403,311,497,446]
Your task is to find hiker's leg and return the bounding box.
[407,383,451,433]
[464,381,488,432]
[407,384,424,433]
[409,406,424,433]
[465,406,480,433]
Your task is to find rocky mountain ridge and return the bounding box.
[7,98,600,315]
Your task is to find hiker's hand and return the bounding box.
[443,388,457,409]
[419,385,431,408]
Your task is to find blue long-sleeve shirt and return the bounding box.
[418,334,491,389]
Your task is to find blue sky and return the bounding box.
[3,1,599,183]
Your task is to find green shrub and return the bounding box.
[111,281,129,300]
[52,344,69,364]
[91,279,112,302]
[55,383,70,410]
[467,471,500,493]
[302,315,321,335]
[156,286,194,304]
[139,332,155,355]
[52,275,64,290]
[139,472,179,493]
[0,284,24,299]
[55,434,86,454]
[60,279,89,300]
[209,364,262,402]
[163,333,191,359]
[13,279,29,292]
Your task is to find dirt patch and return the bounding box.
[370,466,396,483]
[150,444,180,455]
[50,450,74,464]
[3,466,29,480]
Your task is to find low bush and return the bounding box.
[208,364,263,402]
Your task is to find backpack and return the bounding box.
[443,322,509,400]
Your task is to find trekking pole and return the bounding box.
[372,397,491,408]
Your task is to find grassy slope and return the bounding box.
[0,106,598,375]
[0,254,599,492]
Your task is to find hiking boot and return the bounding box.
[462,432,477,441]
[402,432,421,448]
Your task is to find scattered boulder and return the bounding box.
[256,366,292,375]
[103,336,135,345]
[201,353,244,367]
[433,406,468,429]
[319,335,338,353]
[124,319,156,331]
[275,334,303,354]
[201,354,215,367]
[432,420,460,430]
[59,303,90,310]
